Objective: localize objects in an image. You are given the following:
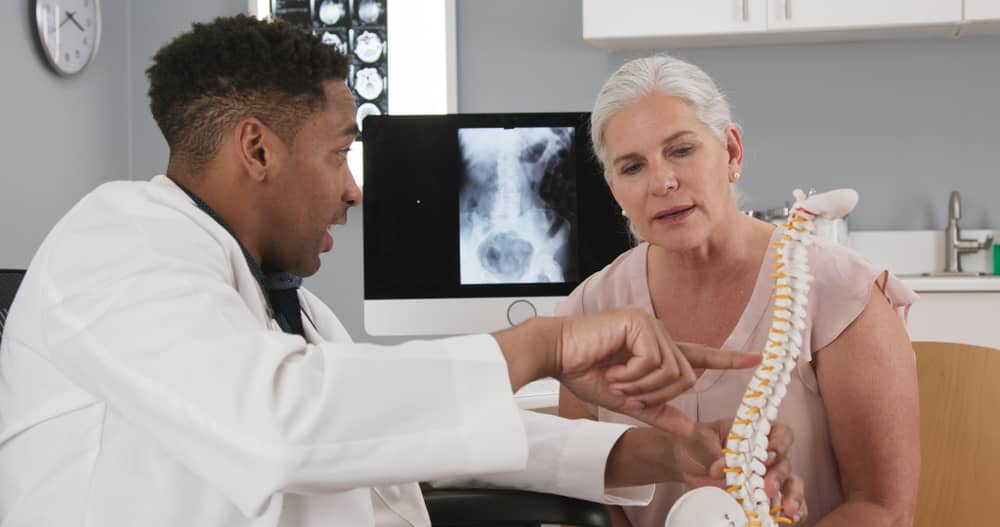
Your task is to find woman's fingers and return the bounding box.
[764,455,791,497]
[767,423,795,462]
[780,474,807,523]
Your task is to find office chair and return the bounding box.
[423,487,612,527]
[912,341,1000,526]
[0,269,26,341]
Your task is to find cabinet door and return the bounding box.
[584,0,766,43]
[906,293,1000,349]
[766,0,961,31]
[966,0,1000,21]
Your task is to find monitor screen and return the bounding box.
[361,112,630,336]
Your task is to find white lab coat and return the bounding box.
[0,175,652,526]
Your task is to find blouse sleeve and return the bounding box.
[555,245,646,318]
[553,248,645,419]
[808,240,919,354]
[555,279,588,317]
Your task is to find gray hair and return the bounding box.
[590,54,736,177]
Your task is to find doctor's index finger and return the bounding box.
[676,342,761,371]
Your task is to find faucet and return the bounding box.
[944,191,993,273]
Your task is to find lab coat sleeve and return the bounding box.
[432,410,654,506]
[35,213,528,516]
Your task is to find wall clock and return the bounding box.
[35,0,101,76]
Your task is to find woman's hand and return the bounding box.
[676,419,808,524]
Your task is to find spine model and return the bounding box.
[664,188,859,527]
[722,188,858,527]
[723,204,815,527]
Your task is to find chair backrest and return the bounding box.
[912,341,1000,526]
[0,269,27,342]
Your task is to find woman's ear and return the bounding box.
[724,125,744,178]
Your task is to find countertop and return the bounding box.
[898,275,1000,292]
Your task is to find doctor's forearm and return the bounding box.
[604,427,683,488]
[491,317,562,392]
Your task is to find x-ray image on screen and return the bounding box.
[458,126,578,285]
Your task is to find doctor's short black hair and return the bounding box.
[146,15,350,168]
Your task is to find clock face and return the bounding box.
[35,0,101,76]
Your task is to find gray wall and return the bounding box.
[3,0,999,344]
[0,0,130,269]
[128,0,248,180]
[0,0,245,271]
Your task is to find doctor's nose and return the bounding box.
[344,173,363,208]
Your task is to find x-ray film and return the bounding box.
[458,127,578,285]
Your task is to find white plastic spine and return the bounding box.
[722,204,818,527]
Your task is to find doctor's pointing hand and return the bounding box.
[493,307,761,436]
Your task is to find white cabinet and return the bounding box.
[583,0,766,48]
[906,292,1000,350]
[966,0,1000,21]
[583,0,969,49]
[766,0,961,31]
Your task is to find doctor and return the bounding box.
[0,15,799,527]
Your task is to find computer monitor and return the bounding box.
[361,112,630,336]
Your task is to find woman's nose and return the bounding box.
[649,165,678,196]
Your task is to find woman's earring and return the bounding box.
[621,209,628,217]
[730,171,742,183]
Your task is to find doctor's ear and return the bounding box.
[235,117,273,182]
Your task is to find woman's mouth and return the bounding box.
[653,205,696,224]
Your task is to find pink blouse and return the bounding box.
[556,228,918,527]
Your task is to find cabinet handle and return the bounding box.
[742,0,749,21]
[785,0,792,19]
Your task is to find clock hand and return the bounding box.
[65,11,86,32]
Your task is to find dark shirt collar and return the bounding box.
[172,179,305,336]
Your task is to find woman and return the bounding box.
[558,55,920,527]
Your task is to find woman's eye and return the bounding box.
[673,146,694,157]
[621,163,642,175]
